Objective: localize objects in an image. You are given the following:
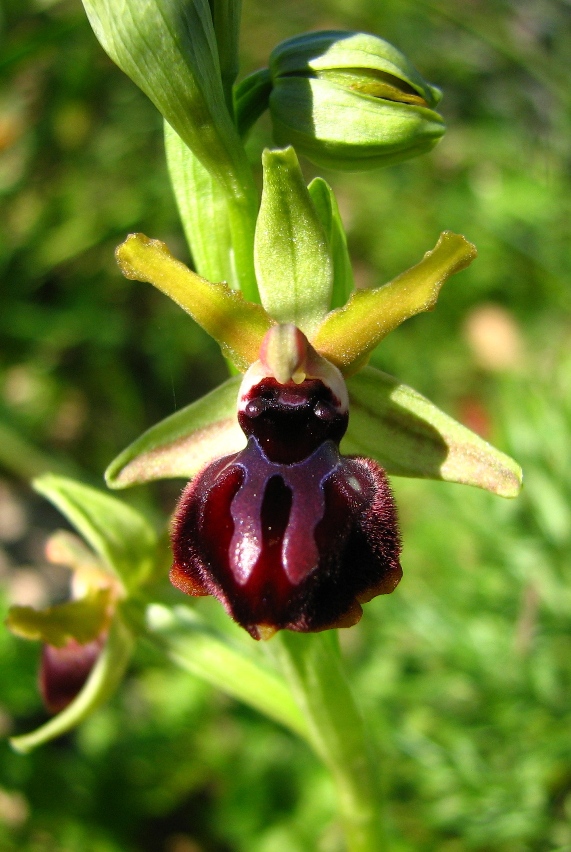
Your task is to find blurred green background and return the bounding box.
[1,0,570,849]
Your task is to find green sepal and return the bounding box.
[270,77,444,172]
[313,231,477,374]
[116,234,273,370]
[308,177,354,310]
[81,0,253,205]
[270,31,441,108]
[9,615,134,754]
[233,68,272,137]
[146,604,309,740]
[6,590,112,648]
[254,147,333,335]
[105,376,245,488]
[33,475,157,591]
[343,366,522,497]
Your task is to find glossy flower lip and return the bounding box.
[170,326,402,639]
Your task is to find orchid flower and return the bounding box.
[103,147,521,641]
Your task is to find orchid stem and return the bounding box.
[227,191,259,302]
[274,630,387,852]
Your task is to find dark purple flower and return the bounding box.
[171,326,401,639]
[39,635,106,714]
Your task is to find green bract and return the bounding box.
[268,31,445,170]
[81,0,251,204]
[82,0,259,298]
[165,123,236,289]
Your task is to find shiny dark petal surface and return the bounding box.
[171,439,401,639]
[171,371,401,638]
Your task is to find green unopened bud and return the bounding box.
[268,31,445,170]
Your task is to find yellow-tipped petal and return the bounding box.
[6,591,113,648]
[116,234,274,371]
[312,231,477,374]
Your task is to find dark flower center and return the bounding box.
[238,377,348,463]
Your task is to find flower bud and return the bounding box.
[170,326,401,639]
[268,31,445,170]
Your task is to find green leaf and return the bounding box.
[146,604,309,740]
[274,631,385,849]
[313,231,477,373]
[116,234,273,369]
[33,475,158,590]
[6,590,112,647]
[254,147,333,335]
[106,376,245,488]
[308,177,354,309]
[343,366,522,497]
[165,123,234,286]
[164,123,259,301]
[10,616,134,754]
[81,0,253,205]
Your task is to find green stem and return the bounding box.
[144,604,309,740]
[227,192,259,302]
[274,630,386,852]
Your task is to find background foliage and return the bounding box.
[1,0,570,849]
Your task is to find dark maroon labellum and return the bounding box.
[171,355,402,640]
[39,636,105,714]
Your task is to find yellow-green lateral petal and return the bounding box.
[313,231,477,373]
[6,590,112,648]
[116,234,274,371]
